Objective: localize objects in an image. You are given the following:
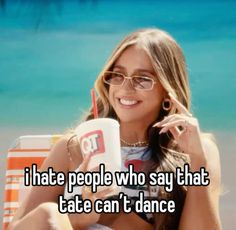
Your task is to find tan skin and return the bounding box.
[9,45,221,230]
[9,137,153,230]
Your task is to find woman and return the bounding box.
[9,28,221,230]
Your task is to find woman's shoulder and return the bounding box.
[200,132,221,192]
[200,132,220,169]
[200,133,219,159]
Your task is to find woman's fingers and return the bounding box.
[79,154,91,172]
[95,187,115,200]
[169,127,181,139]
[159,119,189,134]
[81,161,115,200]
[89,165,100,172]
[168,93,192,117]
[153,114,181,127]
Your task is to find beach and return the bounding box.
[0,0,235,228]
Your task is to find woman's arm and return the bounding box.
[9,135,112,230]
[8,135,74,228]
[178,137,221,230]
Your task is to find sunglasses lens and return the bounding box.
[104,72,124,85]
[133,77,153,90]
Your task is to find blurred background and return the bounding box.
[0,0,235,229]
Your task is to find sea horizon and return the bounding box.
[0,0,236,131]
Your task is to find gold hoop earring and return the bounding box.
[162,98,171,111]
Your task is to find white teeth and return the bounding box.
[120,98,138,105]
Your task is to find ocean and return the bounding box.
[0,0,235,130]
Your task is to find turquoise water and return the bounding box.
[0,0,235,130]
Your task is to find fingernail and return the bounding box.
[152,122,159,127]
[159,129,164,134]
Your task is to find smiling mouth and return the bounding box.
[118,98,141,106]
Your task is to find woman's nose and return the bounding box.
[121,78,135,91]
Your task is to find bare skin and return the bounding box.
[9,135,153,230]
[9,45,221,229]
[154,93,221,229]
[108,45,221,229]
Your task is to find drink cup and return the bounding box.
[75,118,121,195]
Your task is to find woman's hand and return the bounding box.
[153,93,206,165]
[69,154,114,229]
[154,94,221,229]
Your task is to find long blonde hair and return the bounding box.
[85,28,191,229]
[86,28,190,118]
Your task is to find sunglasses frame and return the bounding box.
[103,71,157,91]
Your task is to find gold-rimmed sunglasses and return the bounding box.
[103,71,157,91]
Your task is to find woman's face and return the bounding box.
[108,45,166,125]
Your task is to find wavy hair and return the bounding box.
[84,28,190,229]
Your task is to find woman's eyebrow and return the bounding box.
[135,69,155,75]
[113,65,125,70]
[113,65,155,75]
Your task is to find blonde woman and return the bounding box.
[9,28,221,230]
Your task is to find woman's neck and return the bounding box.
[120,121,150,143]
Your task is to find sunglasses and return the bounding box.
[103,71,157,91]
